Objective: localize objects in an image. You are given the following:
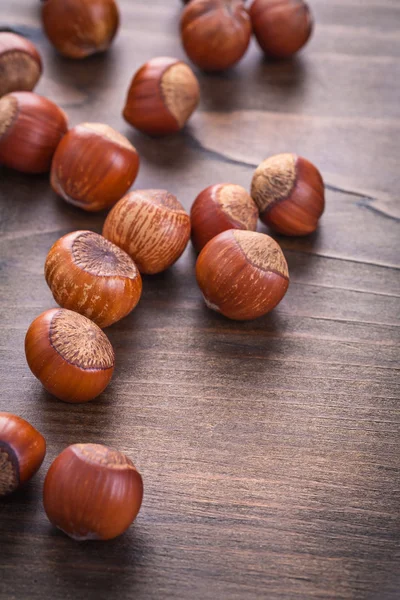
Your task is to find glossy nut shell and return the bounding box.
[251,153,325,236]
[0,32,42,97]
[196,230,289,320]
[50,123,139,212]
[45,231,142,328]
[191,183,258,252]
[25,308,115,403]
[180,0,252,72]
[0,413,46,497]
[103,190,191,274]
[123,57,200,136]
[42,0,120,59]
[0,92,68,173]
[43,443,143,541]
[250,0,313,58]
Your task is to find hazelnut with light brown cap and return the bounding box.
[41,0,120,59]
[25,308,115,403]
[0,413,46,497]
[250,0,313,59]
[43,443,143,541]
[251,153,325,236]
[196,230,289,320]
[191,183,258,252]
[123,57,200,136]
[0,33,42,97]
[45,231,143,328]
[50,123,140,212]
[180,0,252,72]
[103,190,191,274]
[0,92,68,173]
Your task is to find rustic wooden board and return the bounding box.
[0,1,399,599]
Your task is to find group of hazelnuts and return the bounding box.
[0,0,323,542]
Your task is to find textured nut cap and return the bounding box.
[251,153,297,214]
[0,32,42,96]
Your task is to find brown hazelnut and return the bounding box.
[103,190,191,274]
[0,413,46,497]
[25,308,115,403]
[0,32,42,97]
[43,443,143,541]
[250,0,313,58]
[180,0,252,72]
[123,57,200,136]
[45,231,142,328]
[0,92,68,173]
[41,0,120,59]
[50,123,139,212]
[251,153,325,236]
[190,183,258,252]
[196,230,289,320]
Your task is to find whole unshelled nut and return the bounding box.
[251,153,325,236]
[123,57,200,136]
[0,33,42,97]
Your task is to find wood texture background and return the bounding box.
[0,1,399,598]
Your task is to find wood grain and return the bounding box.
[0,1,399,599]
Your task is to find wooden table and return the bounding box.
[1,1,399,598]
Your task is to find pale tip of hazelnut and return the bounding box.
[160,62,200,128]
[0,94,18,138]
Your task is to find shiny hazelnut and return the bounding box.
[25,308,115,403]
[103,190,191,274]
[50,123,139,212]
[196,230,289,320]
[180,0,252,72]
[0,91,68,173]
[43,443,143,541]
[45,231,142,328]
[123,57,200,136]
[250,0,313,58]
[41,0,120,59]
[0,413,46,497]
[251,153,325,236]
[191,183,258,252]
[0,32,42,97]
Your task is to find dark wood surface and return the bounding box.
[1,1,399,599]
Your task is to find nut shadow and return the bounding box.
[198,42,309,114]
[124,126,198,172]
[38,522,154,600]
[40,45,118,109]
[258,222,324,278]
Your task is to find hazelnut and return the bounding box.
[43,443,143,541]
[196,230,289,320]
[25,308,115,403]
[45,231,142,328]
[0,32,42,97]
[41,0,120,59]
[191,183,258,252]
[180,0,252,71]
[250,0,313,58]
[103,190,191,274]
[0,91,68,173]
[123,57,200,136]
[0,413,46,497]
[50,123,139,212]
[251,153,325,236]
